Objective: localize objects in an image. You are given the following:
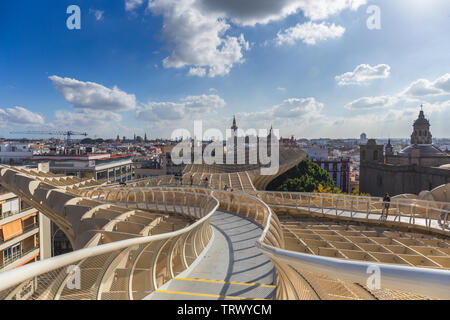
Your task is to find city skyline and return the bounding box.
[1,0,450,139]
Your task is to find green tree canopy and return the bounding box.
[81,138,94,144]
[267,158,337,192]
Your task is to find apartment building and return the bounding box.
[312,158,351,193]
[0,186,51,272]
[28,153,134,183]
[0,143,33,165]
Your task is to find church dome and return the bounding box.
[399,144,445,155]
[413,117,430,126]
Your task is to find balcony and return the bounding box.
[0,221,39,245]
[0,246,39,271]
[1,207,38,225]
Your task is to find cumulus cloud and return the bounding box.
[49,76,137,111]
[403,74,450,97]
[345,74,450,111]
[188,67,207,77]
[0,106,45,125]
[136,94,226,121]
[276,22,345,46]
[336,64,391,86]
[238,98,324,123]
[127,0,365,76]
[197,0,367,26]
[125,0,144,11]
[344,96,396,110]
[148,0,249,78]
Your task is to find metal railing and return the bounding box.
[0,190,219,300]
[1,166,449,300]
[0,246,39,270]
[90,185,450,300]
[255,191,450,232]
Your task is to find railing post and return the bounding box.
[335,198,338,216]
[350,199,354,218]
[366,201,370,220]
[321,197,324,215]
[396,203,400,222]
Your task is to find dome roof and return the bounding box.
[399,144,445,155]
[413,110,430,126]
[414,117,430,126]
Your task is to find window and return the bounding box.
[373,150,379,161]
[1,198,19,216]
[3,243,22,265]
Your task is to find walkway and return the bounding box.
[299,206,448,231]
[148,211,276,300]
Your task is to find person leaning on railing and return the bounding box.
[381,193,391,221]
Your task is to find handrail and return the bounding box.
[255,190,450,209]
[256,242,450,299]
[0,186,219,299]
[1,166,449,300]
[106,185,450,299]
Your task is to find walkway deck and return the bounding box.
[148,211,276,300]
[299,206,449,231]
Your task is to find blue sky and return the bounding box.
[0,0,449,139]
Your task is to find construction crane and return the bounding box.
[10,130,88,142]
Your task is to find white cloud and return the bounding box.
[188,67,207,77]
[49,76,137,111]
[148,0,249,78]
[336,64,391,86]
[197,0,367,26]
[345,74,450,110]
[277,87,287,92]
[136,94,226,121]
[238,98,324,123]
[129,0,365,76]
[276,22,345,46]
[345,96,396,110]
[403,74,450,97]
[89,9,104,21]
[435,74,450,92]
[125,0,144,11]
[0,106,45,125]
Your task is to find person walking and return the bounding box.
[204,177,209,188]
[190,175,194,186]
[381,193,391,221]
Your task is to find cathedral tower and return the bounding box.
[411,105,432,145]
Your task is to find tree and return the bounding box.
[81,138,94,145]
[267,158,337,193]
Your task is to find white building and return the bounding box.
[304,147,329,161]
[30,153,134,183]
[0,143,33,165]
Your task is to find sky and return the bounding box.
[0,0,449,140]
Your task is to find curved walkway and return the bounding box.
[148,211,276,300]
